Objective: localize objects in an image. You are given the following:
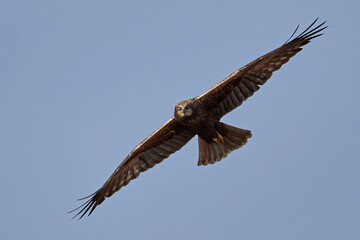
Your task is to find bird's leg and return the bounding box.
[213,131,224,143]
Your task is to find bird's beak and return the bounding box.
[180,108,187,117]
[180,110,185,117]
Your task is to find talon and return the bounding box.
[213,131,224,143]
[213,137,220,143]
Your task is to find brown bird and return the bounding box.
[70,19,327,219]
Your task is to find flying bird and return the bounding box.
[71,19,327,219]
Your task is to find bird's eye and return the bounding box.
[177,107,182,111]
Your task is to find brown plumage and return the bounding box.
[70,19,327,219]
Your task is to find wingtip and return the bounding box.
[297,18,328,40]
[284,18,328,45]
[69,192,98,220]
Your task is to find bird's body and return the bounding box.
[174,98,220,143]
[71,19,327,219]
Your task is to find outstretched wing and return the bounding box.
[196,18,327,119]
[70,117,194,219]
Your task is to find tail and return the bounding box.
[198,123,252,166]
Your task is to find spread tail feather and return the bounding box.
[198,123,252,166]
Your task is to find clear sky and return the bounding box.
[1,0,359,239]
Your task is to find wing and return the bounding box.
[70,117,195,219]
[196,18,327,119]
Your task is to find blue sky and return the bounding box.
[1,0,359,239]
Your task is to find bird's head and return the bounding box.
[174,99,195,118]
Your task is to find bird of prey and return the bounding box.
[71,19,327,219]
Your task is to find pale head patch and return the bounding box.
[175,100,193,118]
